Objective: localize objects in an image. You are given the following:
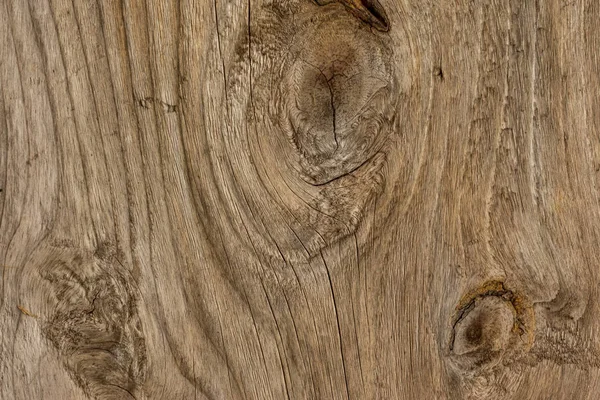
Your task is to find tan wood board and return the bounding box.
[1,0,600,398]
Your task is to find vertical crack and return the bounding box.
[320,251,350,399]
[325,76,339,149]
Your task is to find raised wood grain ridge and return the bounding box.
[2,0,600,399]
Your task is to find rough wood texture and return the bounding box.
[2,0,600,398]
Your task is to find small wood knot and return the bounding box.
[449,281,534,371]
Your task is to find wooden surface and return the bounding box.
[2,0,600,398]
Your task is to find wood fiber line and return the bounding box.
[2,0,600,399]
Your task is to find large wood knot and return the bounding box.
[214,2,412,259]
[278,15,395,185]
[449,281,535,371]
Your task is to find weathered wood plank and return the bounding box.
[2,0,600,398]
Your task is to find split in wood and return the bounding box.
[314,0,390,31]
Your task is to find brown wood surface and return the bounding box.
[2,0,600,398]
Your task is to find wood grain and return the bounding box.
[2,0,600,398]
